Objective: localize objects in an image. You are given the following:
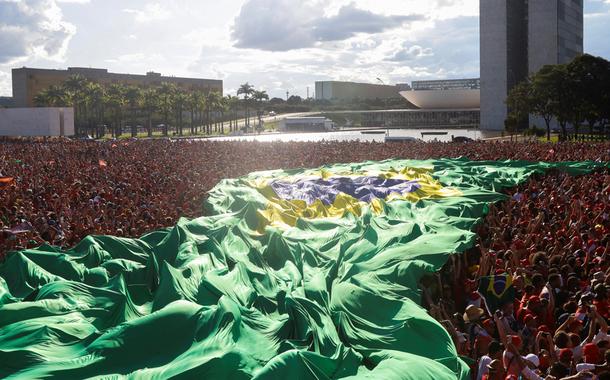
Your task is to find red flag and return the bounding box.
[98,160,107,167]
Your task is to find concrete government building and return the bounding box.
[480,0,584,131]
[12,67,223,108]
[361,79,481,129]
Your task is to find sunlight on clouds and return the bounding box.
[0,71,10,95]
[123,3,170,23]
[0,0,608,98]
[0,0,75,64]
[323,0,477,19]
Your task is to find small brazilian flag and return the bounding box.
[478,274,515,314]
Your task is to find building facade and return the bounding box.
[529,0,584,72]
[12,67,223,108]
[315,81,401,101]
[361,109,480,129]
[411,79,480,91]
[399,78,480,110]
[279,117,335,132]
[480,0,583,131]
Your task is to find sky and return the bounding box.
[1,0,609,99]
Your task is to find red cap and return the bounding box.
[559,348,573,361]
[511,335,522,347]
[583,343,601,364]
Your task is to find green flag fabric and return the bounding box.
[0,158,604,379]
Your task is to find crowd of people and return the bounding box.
[425,164,610,379]
[1,137,610,379]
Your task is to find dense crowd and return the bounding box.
[1,137,610,379]
[425,165,610,379]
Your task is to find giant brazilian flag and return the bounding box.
[0,158,603,379]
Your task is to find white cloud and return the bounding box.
[0,0,76,64]
[388,45,435,62]
[123,3,170,23]
[0,71,10,95]
[231,0,425,51]
[0,0,607,98]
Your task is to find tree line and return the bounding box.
[34,75,269,138]
[506,54,610,141]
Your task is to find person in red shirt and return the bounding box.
[482,359,505,380]
[594,284,610,319]
[517,296,545,324]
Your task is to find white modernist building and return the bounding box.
[400,89,480,109]
[279,117,335,132]
[399,79,481,110]
[0,107,74,136]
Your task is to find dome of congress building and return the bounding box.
[399,89,480,110]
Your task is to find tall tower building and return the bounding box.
[480,0,583,131]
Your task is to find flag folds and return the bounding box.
[0,158,604,379]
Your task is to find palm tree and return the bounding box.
[187,92,203,135]
[205,91,222,135]
[172,89,188,136]
[105,84,127,138]
[197,91,207,134]
[225,95,239,132]
[216,96,228,135]
[142,88,159,137]
[34,85,68,107]
[157,82,176,136]
[86,83,106,138]
[63,74,88,136]
[252,90,269,133]
[237,83,255,132]
[33,89,52,107]
[83,82,103,137]
[124,86,142,137]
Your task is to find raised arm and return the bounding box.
[493,311,508,346]
[556,314,576,333]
